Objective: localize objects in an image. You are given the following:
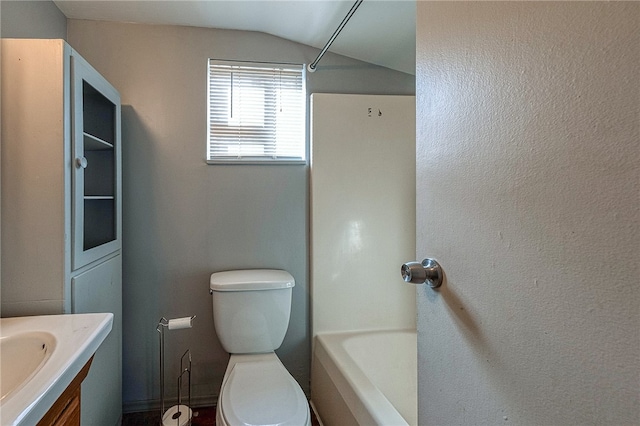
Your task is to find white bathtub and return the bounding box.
[311,330,417,426]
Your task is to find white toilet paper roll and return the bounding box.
[162,405,192,426]
[167,316,194,330]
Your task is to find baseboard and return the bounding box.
[123,394,217,414]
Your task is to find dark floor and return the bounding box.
[122,406,216,426]
[122,404,320,426]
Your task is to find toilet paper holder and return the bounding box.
[157,316,195,426]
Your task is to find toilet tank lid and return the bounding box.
[210,269,295,291]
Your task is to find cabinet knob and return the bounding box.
[76,157,88,169]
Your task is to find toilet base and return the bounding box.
[216,353,310,426]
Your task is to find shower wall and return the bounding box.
[311,94,416,336]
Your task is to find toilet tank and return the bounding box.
[210,269,295,354]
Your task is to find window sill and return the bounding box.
[206,159,307,166]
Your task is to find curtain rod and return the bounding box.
[307,0,364,73]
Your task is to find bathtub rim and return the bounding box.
[312,329,416,426]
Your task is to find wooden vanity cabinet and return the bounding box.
[37,358,93,426]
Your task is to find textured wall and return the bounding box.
[67,19,414,410]
[416,2,639,425]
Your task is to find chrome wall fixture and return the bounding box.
[401,258,444,289]
[307,0,364,73]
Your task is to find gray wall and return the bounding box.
[0,0,66,39]
[0,0,67,307]
[66,19,414,410]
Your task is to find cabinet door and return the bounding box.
[72,255,122,426]
[71,53,122,270]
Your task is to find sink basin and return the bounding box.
[0,313,113,426]
[1,331,56,400]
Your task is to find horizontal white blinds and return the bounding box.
[208,61,306,162]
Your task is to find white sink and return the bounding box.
[0,313,113,426]
[1,331,57,400]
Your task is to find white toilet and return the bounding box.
[209,269,310,426]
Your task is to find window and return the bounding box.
[207,60,306,164]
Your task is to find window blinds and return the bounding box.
[207,61,306,163]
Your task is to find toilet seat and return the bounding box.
[218,355,310,426]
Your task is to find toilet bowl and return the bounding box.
[215,353,310,426]
[210,270,311,426]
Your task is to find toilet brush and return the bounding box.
[157,316,195,426]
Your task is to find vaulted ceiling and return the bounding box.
[53,0,416,75]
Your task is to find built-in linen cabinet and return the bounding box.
[72,56,122,269]
[1,39,122,425]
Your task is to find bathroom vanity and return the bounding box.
[0,314,113,426]
[37,359,92,426]
[1,39,122,425]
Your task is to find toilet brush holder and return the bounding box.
[157,316,195,426]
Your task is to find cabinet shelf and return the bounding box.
[85,196,115,200]
[74,54,121,268]
[83,198,115,251]
[84,132,114,151]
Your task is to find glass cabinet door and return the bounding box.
[72,54,121,270]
